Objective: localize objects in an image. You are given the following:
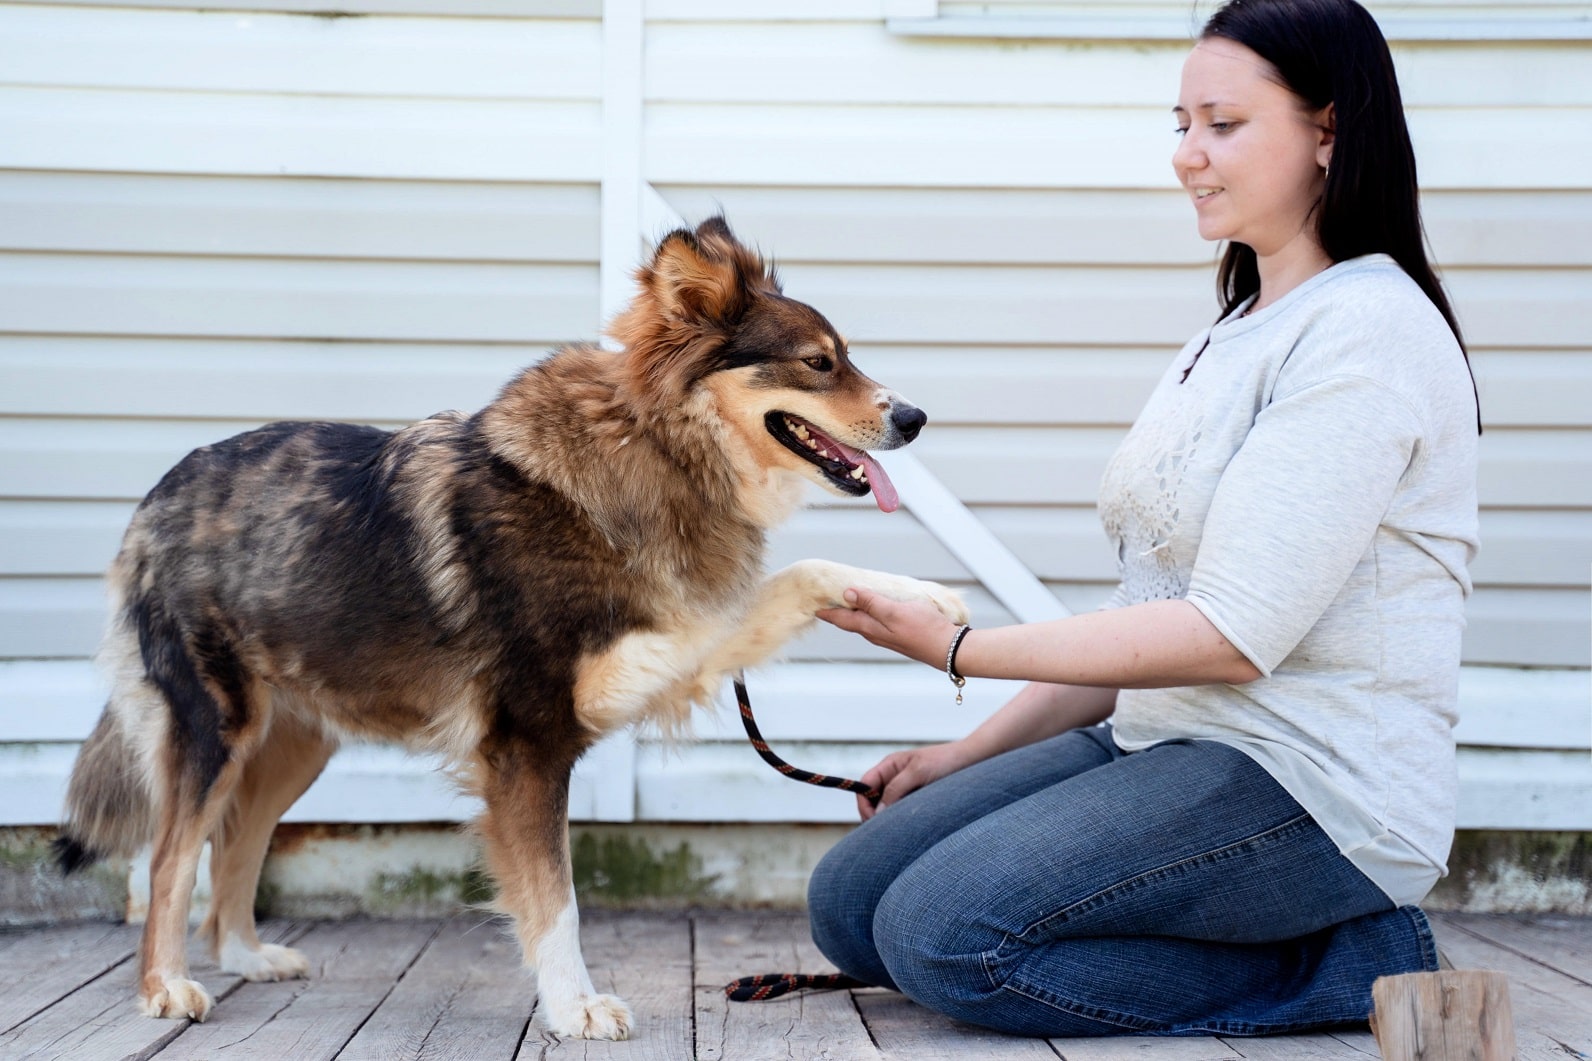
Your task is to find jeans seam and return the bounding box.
[1013,810,1317,943]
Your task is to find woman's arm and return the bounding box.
[818,590,1261,690]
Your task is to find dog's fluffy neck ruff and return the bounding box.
[477,344,768,600]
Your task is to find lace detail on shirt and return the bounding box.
[1099,414,1204,604]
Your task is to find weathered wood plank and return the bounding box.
[527,911,694,1059]
[0,921,138,1034]
[338,916,530,1061]
[1427,915,1592,1061]
[0,920,308,1061]
[1219,1033,1379,1060]
[691,910,881,1061]
[1054,1037,1243,1060]
[153,919,441,1060]
[854,990,1059,1059]
[1438,913,1592,985]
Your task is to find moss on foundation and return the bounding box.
[1427,830,1591,914]
[570,831,718,906]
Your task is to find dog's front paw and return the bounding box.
[220,939,311,982]
[865,574,969,626]
[541,992,634,1040]
[140,976,213,1021]
[916,579,971,626]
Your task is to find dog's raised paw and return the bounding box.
[880,576,969,626]
[220,938,311,982]
[140,977,213,1021]
[543,993,634,1040]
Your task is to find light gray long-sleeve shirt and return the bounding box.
[1099,253,1480,905]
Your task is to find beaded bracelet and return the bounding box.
[945,624,972,705]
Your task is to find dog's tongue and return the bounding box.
[832,441,900,513]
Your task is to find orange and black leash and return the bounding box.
[723,675,876,1002]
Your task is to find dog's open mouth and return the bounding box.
[766,411,900,513]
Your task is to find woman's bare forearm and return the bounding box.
[954,599,1261,689]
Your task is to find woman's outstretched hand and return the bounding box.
[817,587,959,669]
[856,740,982,820]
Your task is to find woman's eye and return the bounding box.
[1174,126,1189,137]
[1210,121,1234,133]
[803,357,833,372]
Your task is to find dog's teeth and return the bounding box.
[850,466,867,481]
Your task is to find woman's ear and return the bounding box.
[1316,102,1336,172]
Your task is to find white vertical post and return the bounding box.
[575,0,648,821]
[600,0,646,341]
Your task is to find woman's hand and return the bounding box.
[856,739,983,820]
[817,587,960,669]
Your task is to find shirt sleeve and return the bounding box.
[1184,373,1424,677]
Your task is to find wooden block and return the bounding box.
[1371,971,1515,1061]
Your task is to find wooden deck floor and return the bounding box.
[0,911,1587,1060]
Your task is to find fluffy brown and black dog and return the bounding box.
[54,217,967,1039]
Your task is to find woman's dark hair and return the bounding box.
[1196,0,1480,429]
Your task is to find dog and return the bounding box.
[53,216,968,1039]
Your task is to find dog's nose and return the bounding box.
[892,405,927,443]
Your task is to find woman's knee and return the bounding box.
[807,838,896,986]
[871,860,1006,1014]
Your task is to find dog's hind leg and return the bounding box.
[135,616,270,1021]
[140,753,246,1021]
[476,739,633,1041]
[199,708,335,984]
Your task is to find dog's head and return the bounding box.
[608,216,923,513]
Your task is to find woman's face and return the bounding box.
[1172,37,1334,259]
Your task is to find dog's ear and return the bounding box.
[640,217,771,328]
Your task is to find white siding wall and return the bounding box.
[1,0,1587,831]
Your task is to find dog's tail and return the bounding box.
[54,708,154,875]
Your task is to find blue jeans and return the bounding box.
[807,725,1438,1036]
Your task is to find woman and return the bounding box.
[808,0,1481,1036]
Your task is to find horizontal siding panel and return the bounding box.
[632,742,1592,827]
[1452,748,1592,830]
[0,7,601,99]
[1474,429,1592,508]
[2,420,1581,509]
[5,574,1582,667]
[661,185,1215,265]
[1463,587,1592,668]
[1471,349,1592,428]
[0,339,1160,426]
[6,500,1588,590]
[780,264,1214,346]
[647,0,891,19]
[646,104,1592,189]
[16,1,603,14]
[1470,510,1592,587]
[0,254,599,341]
[1424,191,1592,267]
[779,264,1588,349]
[0,339,546,421]
[1,738,1584,827]
[0,501,132,578]
[0,741,613,825]
[647,103,1179,189]
[3,658,1583,750]
[0,88,600,181]
[0,172,599,262]
[648,23,1592,108]
[663,185,1592,268]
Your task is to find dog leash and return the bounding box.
[723,675,876,1002]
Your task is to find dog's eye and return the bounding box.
[802,357,833,373]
